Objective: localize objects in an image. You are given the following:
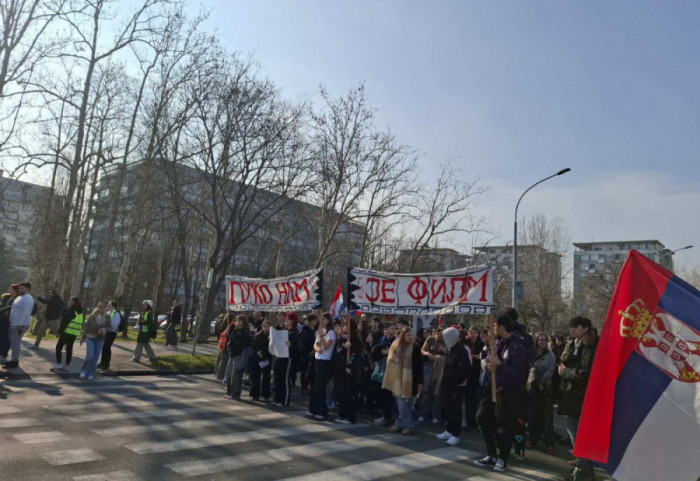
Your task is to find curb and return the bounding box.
[1,368,214,381]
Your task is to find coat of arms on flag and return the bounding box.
[574,250,700,481]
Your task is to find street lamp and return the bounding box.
[660,245,694,262]
[512,168,571,309]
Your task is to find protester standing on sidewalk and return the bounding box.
[31,289,64,349]
[0,284,19,362]
[382,326,423,435]
[558,317,598,481]
[2,282,34,369]
[299,314,317,394]
[335,317,364,424]
[250,319,272,401]
[271,312,299,407]
[79,302,110,380]
[165,299,181,349]
[51,297,84,372]
[224,315,252,400]
[464,325,485,427]
[98,300,121,371]
[418,326,447,424]
[307,312,335,419]
[371,323,396,426]
[131,300,157,363]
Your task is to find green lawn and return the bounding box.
[151,354,216,371]
[26,325,164,343]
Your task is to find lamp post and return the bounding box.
[512,168,571,309]
[659,245,693,264]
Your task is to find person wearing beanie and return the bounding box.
[437,326,471,446]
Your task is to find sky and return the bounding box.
[192,0,700,269]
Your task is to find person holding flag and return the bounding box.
[573,250,700,481]
[329,284,345,319]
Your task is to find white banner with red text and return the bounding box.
[226,269,323,312]
[347,265,493,315]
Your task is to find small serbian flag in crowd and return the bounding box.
[575,250,700,480]
[329,284,345,320]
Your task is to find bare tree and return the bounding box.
[309,84,416,270]
[402,161,487,272]
[676,264,700,290]
[516,214,571,332]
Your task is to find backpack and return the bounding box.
[371,356,387,384]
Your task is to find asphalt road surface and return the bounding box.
[0,374,578,481]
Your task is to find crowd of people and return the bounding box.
[215,307,599,480]
[0,282,183,377]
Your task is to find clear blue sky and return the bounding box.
[199,1,700,267]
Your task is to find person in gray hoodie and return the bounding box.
[527,332,556,453]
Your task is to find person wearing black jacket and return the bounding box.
[464,326,485,427]
[250,320,272,401]
[31,289,64,349]
[299,314,317,394]
[224,315,252,400]
[334,317,364,424]
[0,284,19,361]
[371,323,396,426]
[165,299,181,349]
[437,327,471,446]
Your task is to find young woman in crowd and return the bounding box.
[215,310,236,383]
[51,297,84,373]
[308,312,335,419]
[436,326,471,446]
[225,315,252,400]
[250,319,272,401]
[527,331,557,453]
[382,326,423,435]
[463,325,485,427]
[418,326,447,424]
[335,317,364,424]
[272,312,299,407]
[79,301,110,380]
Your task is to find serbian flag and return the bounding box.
[575,250,700,480]
[329,284,345,320]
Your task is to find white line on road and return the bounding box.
[276,447,477,481]
[0,417,44,428]
[13,431,69,444]
[67,403,254,423]
[0,406,22,414]
[165,433,418,477]
[125,422,364,454]
[44,396,214,412]
[92,411,299,436]
[73,470,141,481]
[42,448,105,466]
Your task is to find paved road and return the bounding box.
[0,374,583,481]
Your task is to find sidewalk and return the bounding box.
[1,335,218,380]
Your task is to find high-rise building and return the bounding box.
[0,170,51,276]
[573,240,672,317]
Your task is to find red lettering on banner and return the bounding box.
[276,282,291,305]
[467,271,489,302]
[381,279,396,303]
[260,285,273,304]
[293,279,309,303]
[408,277,428,305]
[229,281,237,304]
[365,277,381,303]
[451,278,467,302]
[430,278,448,304]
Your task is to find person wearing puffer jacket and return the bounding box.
[436,326,471,446]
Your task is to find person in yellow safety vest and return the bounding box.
[51,297,84,373]
[130,300,157,363]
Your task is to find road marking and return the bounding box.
[0,417,44,428]
[125,422,364,454]
[165,433,417,477]
[73,471,141,481]
[42,448,105,466]
[13,431,69,444]
[67,403,254,423]
[276,447,476,481]
[507,465,561,480]
[45,396,214,412]
[0,406,22,414]
[92,411,298,436]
